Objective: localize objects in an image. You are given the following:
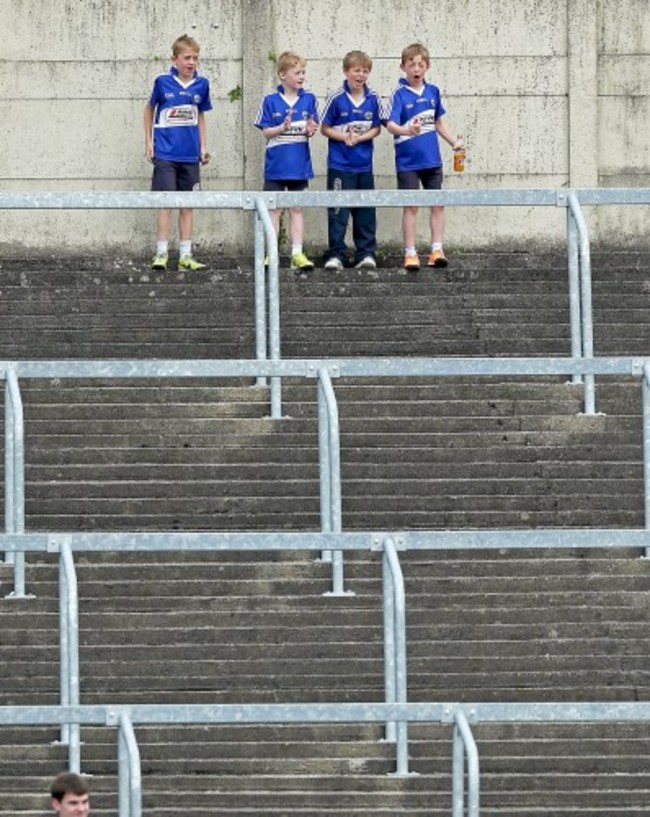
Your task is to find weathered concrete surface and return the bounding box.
[0,0,648,253]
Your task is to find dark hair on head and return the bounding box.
[50,772,90,803]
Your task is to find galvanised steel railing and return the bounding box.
[4,701,650,817]
[3,356,650,600]
[4,525,650,794]
[1,187,648,416]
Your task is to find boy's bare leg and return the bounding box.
[402,206,418,249]
[178,208,194,241]
[430,205,445,245]
[288,207,304,247]
[156,208,172,241]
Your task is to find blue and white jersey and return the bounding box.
[386,78,446,172]
[148,66,212,163]
[254,86,319,180]
[321,81,381,173]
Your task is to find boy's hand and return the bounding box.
[409,117,421,136]
[281,113,292,133]
[200,151,211,165]
[345,125,359,147]
[306,115,318,137]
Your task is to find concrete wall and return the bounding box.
[0,0,648,255]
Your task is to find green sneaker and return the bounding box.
[290,251,315,271]
[178,255,206,271]
[151,253,168,271]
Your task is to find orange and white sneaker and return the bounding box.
[427,248,448,268]
[403,253,420,271]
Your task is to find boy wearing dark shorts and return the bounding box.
[144,33,212,271]
[254,51,319,271]
[386,42,462,271]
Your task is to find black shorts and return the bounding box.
[397,167,443,190]
[263,179,309,192]
[151,159,201,192]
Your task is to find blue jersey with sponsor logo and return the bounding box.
[386,78,446,172]
[148,67,212,163]
[321,81,381,174]
[254,86,319,180]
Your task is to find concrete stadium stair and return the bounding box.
[0,248,649,814]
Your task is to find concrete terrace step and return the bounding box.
[1,250,649,814]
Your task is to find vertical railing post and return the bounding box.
[59,537,81,772]
[118,712,142,817]
[318,377,332,565]
[255,197,282,418]
[641,363,650,558]
[566,204,583,385]
[253,209,268,388]
[382,547,396,743]
[382,536,410,775]
[452,710,480,817]
[318,368,348,596]
[568,192,596,414]
[4,369,27,597]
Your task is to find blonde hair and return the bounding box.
[277,51,306,76]
[343,50,373,72]
[401,42,430,66]
[172,34,200,56]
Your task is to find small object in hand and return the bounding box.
[453,135,465,173]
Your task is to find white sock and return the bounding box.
[179,241,192,258]
[431,242,443,252]
[291,244,303,256]
[404,246,416,255]
[156,241,168,256]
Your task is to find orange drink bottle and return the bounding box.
[453,135,466,173]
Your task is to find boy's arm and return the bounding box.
[435,116,462,150]
[261,112,293,141]
[143,103,155,161]
[197,111,210,164]
[386,119,421,137]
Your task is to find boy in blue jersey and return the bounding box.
[321,50,381,271]
[254,51,319,271]
[144,34,212,271]
[386,42,462,271]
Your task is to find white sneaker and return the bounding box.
[324,257,344,271]
[355,256,377,269]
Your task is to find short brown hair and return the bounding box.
[172,34,200,56]
[50,772,90,803]
[343,50,372,72]
[277,51,306,76]
[401,42,430,66]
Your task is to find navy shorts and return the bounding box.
[151,159,201,192]
[263,179,309,193]
[397,167,443,190]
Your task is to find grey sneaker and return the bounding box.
[355,256,377,269]
[324,256,344,271]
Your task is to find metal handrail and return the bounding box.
[3,368,26,597]
[2,187,648,416]
[452,710,480,817]
[2,353,650,598]
[317,367,347,595]
[117,712,142,817]
[5,700,650,815]
[58,537,80,771]
[381,537,410,775]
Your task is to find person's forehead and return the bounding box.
[62,792,89,802]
